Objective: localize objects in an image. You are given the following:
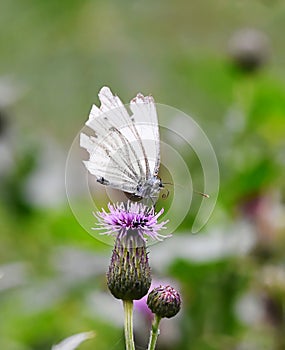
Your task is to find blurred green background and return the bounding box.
[1,1,285,349]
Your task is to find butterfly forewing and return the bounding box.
[130,94,160,176]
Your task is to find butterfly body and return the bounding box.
[136,176,162,198]
[80,86,162,203]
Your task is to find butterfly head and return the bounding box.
[135,176,163,201]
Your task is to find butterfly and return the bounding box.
[80,86,163,203]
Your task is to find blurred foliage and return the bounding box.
[170,258,249,349]
[1,0,285,349]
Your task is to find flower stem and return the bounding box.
[147,314,161,350]
[123,300,135,350]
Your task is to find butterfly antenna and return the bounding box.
[194,190,210,198]
[164,181,209,198]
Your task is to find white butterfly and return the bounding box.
[80,86,162,203]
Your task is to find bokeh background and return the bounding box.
[1,1,285,349]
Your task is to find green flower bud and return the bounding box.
[147,285,181,318]
[107,233,151,300]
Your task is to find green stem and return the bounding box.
[147,314,161,350]
[123,300,135,350]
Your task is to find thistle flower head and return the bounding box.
[134,279,178,322]
[94,201,169,244]
[96,201,169,300]
[147,285,181,319]
[107,236,151,300]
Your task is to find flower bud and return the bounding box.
[147,285,181,318]
[107,233,151,300]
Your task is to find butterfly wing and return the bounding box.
[130,93,160,177]
[80,132,139,193]
[80,87,160,194]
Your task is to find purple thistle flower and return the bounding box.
[94,201,170,243]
